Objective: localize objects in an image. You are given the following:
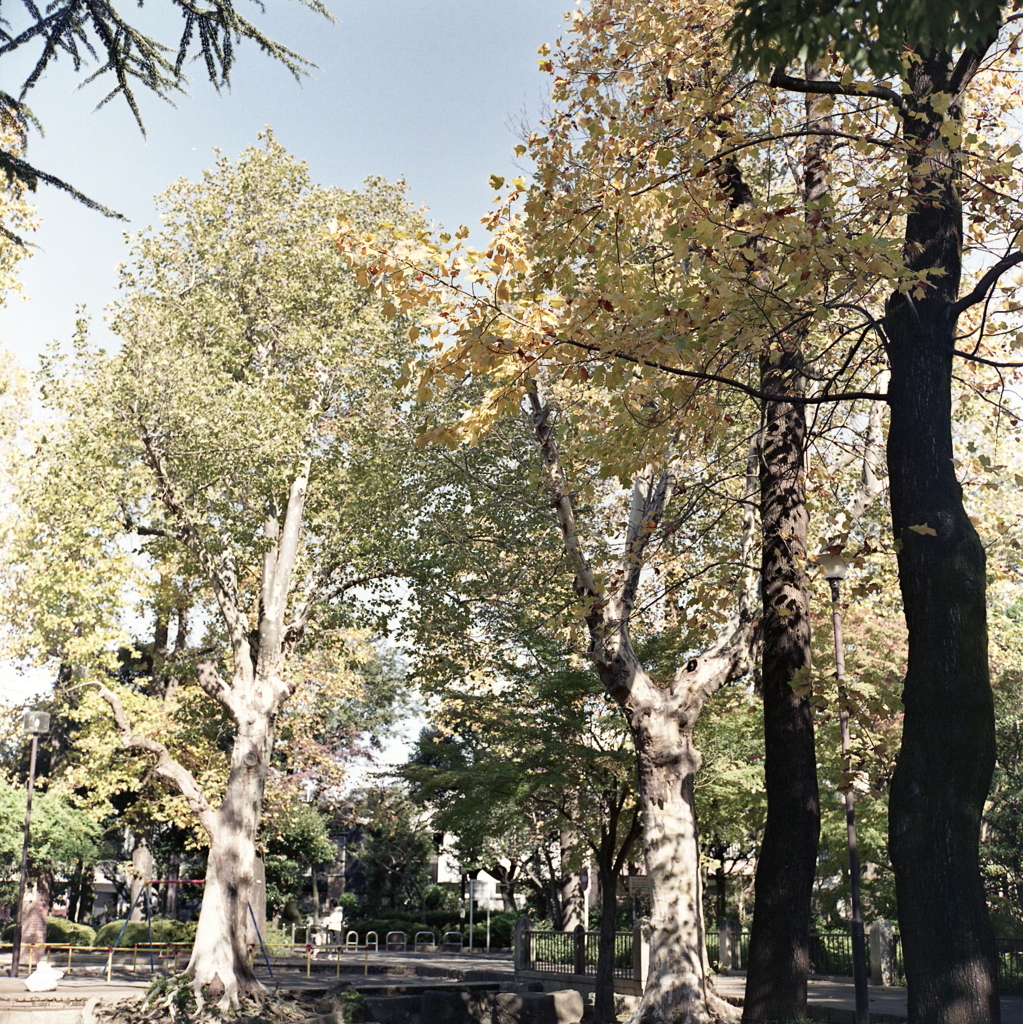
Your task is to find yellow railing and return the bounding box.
[0,936,398,981]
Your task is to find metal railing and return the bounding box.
[524,928,634,979]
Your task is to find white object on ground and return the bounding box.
[24,960,64,991]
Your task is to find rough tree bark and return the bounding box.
[97,461,313,1010]
[885,45,1000,1024]
[742,342,817,1023]
[743,73,829,1023]
[528,390,755,1024]
[769,32,1011,1023]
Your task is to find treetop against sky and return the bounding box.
[0,1,566,366]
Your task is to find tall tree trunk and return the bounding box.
[561,830,584,932]
[129,839,153,922]
[187,715,274,1005]
[22,872,50,948]
[528,391,753,1024]
[743,347,818,1023]
[744,70,829,1023]
[628,715,707,1023]
[885,47,999,1024]
[593,860,619,1024]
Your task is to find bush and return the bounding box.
[47,917,96,946]
[461,912,516,948]
[93,918,192,947]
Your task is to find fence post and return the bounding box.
[573,924,586,976]
[633,917,651,987]
[513,917,532,976]
[719,919,741,971]
[869,919,895,986]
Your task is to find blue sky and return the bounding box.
[0,0,569,364]
[0,1,569,704]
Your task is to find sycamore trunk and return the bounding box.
[186,714,274,1006]
[630,717,708,1023]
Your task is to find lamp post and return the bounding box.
[819,553,869,1024]
[10,710,50,979]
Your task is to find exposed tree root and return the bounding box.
[94,975,327,1024]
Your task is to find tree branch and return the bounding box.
[196,659,241,720]
[95,682,215,835]
[526,387,656,708]
[670,439,758,711]
[259,459,311,672]
[613,463,679,624]
[550,337,887,405]
[952,251,1023,316]
[138,426,250,657]
[526,388,602,607]
[953,349,1023,369]
[768,69,904,110]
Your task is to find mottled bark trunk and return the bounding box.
[129,840,153,922]
[886,49,999,1024]
[743,345,818,1024]
[187,715,274,1006]
[561,830,584,932]
[630,719,708,1023]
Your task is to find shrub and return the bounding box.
[93,918,191,947]
[47,917,96,946]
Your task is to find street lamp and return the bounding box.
[10,710,50,978]
[820,553,869,1024]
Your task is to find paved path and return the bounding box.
[714,973,1023,1023]
[0,950,1021,1022]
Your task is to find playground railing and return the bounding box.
[0,930,453,983]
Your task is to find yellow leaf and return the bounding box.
[908,523,937,536]
[489,175,506,190]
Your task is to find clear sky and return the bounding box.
[0,0,570,705]
[0,0,569,364]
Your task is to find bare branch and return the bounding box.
[952,251,1023,316]
[526,389,602,606]
[94,682,215,835]
[259,459,311,667]
[138,427,250,655]
[613,463,679,623]
[196,659,241,720]
[768,69,905,110]
[954,349,1023,369]
[550,337,887,405]
[670,438,759,711]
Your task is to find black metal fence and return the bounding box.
[524,928,633,979]
[998,937,1023,995]
[710,930,1023,994]
[527,926,1023,994]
